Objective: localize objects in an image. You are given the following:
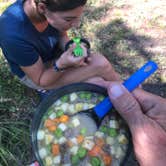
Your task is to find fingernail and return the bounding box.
[110,84,124,99]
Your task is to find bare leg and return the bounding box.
[85,53,121,81]
[85,77,109,88]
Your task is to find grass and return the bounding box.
[0,0,166,165]
[0,119,31,166]
[0,53,36,165]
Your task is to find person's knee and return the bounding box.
[91,53,112,74]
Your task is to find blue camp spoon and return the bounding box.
[71,61,158,134]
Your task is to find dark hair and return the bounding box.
[35,0,87,12]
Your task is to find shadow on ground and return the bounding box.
[96,19,166,98]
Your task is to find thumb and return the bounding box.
[108,82,144,128]
[67,44,75,54]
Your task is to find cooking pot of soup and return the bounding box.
[31,83,131,166]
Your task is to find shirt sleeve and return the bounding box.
[1,38,39,66]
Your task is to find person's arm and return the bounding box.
[3,38,120,89]
[107,82,166,166]
[21,50,120,90]
[21,46,89,89]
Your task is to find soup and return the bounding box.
[37,91,129,166]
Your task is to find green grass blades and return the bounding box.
[0,119,31,166]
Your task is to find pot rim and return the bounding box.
[30,82,132,166]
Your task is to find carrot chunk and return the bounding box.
[102,153,112,166]
[88,145,103,156]
[53,118,60,124]
[59,115,69,123]
[44,119,55,128]
[48,125,57,132]
[76,135,84,144]
[52,144,60,156]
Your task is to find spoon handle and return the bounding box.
[94,61,158,118]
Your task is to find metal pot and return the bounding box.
[31,83,131,166]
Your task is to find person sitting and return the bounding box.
[0,0,120,99]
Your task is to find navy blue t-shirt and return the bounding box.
[0,0,60,78]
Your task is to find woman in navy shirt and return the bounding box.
[0,0,120,91]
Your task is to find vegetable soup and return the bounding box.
[37,91,129,166]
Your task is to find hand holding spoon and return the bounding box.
[70,61,158,135]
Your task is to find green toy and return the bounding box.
[65,36,90,56]
[72,37,84,57]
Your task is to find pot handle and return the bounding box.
[94,61,158,118]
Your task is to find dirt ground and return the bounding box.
[100,1,166,165]
[103,0,166,97]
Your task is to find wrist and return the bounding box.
[53,59,64,72]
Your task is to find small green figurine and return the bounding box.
[72,37,84,57]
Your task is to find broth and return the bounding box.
[69,114,98,136]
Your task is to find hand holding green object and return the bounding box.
[65,37,91,56]
[72,37,84,57]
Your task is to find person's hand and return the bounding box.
[80,43,92,63]
[107,82,166,166]
[56,44,89,69]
